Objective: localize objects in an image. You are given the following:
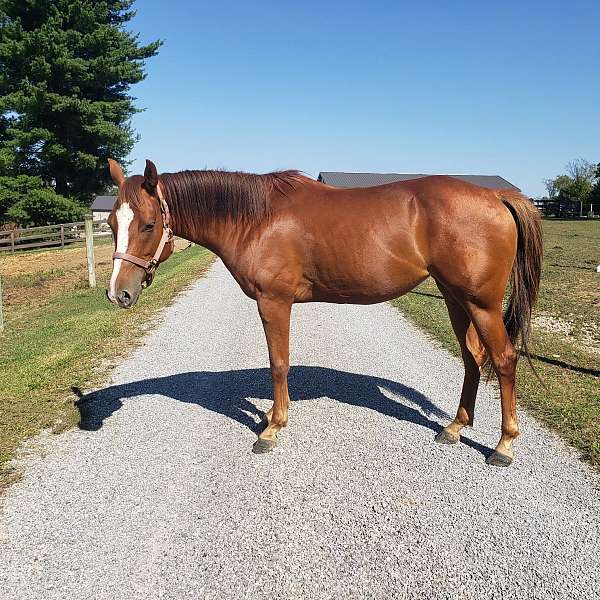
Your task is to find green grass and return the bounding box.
[0,246,214,488]
[392,219,600,467]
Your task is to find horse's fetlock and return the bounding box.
[502,425,520,440]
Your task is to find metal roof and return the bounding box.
[318,172,520,191]
[91,195,116,211]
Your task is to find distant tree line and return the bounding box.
[0,0,160,227]
[542,159,600,217]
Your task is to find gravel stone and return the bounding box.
[1,259,599,600]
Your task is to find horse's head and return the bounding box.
[106,159,174,308]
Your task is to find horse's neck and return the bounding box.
[171,207,251,266]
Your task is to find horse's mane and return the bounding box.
[154,169,306,224]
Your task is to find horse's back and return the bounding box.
[266,180,430,303]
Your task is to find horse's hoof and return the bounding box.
[435,429,459,445]
[252,437,277,454]
[486,451,513,467]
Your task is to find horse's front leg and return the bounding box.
[253,296,292,454]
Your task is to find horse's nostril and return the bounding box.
[119,289,132,307]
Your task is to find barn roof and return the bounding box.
[317,172,520,191]
[91,195,116,211]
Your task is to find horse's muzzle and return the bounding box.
[106,287,140,309]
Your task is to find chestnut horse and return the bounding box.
[106,159,542,467]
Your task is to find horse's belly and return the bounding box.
[303,265,429,304]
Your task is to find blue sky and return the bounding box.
[128,0,599,197]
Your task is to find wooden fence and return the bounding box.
[532,198,596,218]
[0,220,110,253]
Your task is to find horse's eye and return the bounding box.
[143,222,155,232]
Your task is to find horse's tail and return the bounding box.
[496,190,543,369]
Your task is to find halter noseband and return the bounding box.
[112,183,174,287]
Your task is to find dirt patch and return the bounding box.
[534,311,600,355]
[534,312,574,336]
[0,238,193,316]
[0,240,108,278]
[0,237,191,278]
[580,321,600,355]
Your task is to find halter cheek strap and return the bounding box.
[112,182,174,287]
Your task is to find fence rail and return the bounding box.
[0,220,110,253]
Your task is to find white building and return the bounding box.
[91,195,116,222]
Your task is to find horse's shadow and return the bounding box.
[74,366,492,458]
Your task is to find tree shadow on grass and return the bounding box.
[74,366,492,458]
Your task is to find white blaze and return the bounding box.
[109,202,134,300]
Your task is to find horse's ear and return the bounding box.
[143,159,159,193]
[108,158,125,187]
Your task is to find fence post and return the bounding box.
[10,230,15,253]
[60,224,65,248]
[0,275,4,333]
[84,217,96,288]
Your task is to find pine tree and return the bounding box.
[0,0,160,222]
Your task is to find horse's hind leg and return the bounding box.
[435,286,484,444]
[252,296,292,454]
[464,302,519,467]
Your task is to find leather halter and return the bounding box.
[112,182,174,287]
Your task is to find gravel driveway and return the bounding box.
[1,259,599,600]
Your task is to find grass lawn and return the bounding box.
[0,242,214,489]
[393,219,600,467]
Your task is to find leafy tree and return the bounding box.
[0,174,84,226]
[0,0,161,219]
[6,188,86,227]
[544,174,572,199]
[543,159,597,215]
[558,178,593,204]
[565,158,596,183]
